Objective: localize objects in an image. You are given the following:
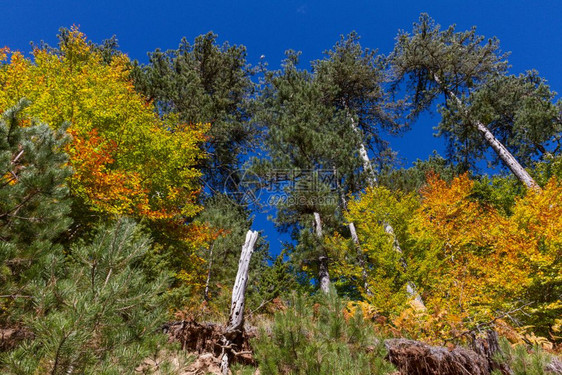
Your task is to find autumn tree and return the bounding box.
[341,172,561,342]
[0,28,208,289]
[410,174,561,340]
[327,185,420,314]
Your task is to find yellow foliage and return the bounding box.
[330,173,561,343]
[0,27,207,224]
[327,186,420,314]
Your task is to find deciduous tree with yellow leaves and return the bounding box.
[0,27,209,293]
[330,173,561,343]
[0,28,206,221]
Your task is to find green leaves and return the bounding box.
[132,32,255,192]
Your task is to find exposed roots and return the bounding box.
[164,320,256,366]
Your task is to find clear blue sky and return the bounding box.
[4,0,562,254]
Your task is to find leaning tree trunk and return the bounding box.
[220,230,259,375]
[348,112,425,306]
[337,186,372,295]
[475,120,538,189]
[433,73,539,190]
[333,164,371,294]
[313,212,330,294]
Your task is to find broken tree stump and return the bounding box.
[220,230,259,375]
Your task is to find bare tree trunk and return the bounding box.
[384,224,425,307]
[220,230,259,375]
[338,186,372,296]
[313,212,330,294]
[433,73,539,190]
[476,120,538,189]
[349,115,377,188]
[345,118,375,295]
[348,112,424,306]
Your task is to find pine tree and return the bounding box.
[2,219,169,375]
[0,100,72,327]
[252,291,395,375]
[132,32,256,192]
[312,33,425,302]
[255,50,345,293]
[389,14,561,188]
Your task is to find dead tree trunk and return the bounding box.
[220,230,259,375]
[384,224,425,307]
[432,73,539,190]
[348,111,424,306]
[471,330,513,375]
[313,212,330,294]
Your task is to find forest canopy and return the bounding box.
[0,14,560,375]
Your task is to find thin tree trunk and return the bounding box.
[346,117,375,295]
[313,212,330,294]
[221,230,259,375]
[338,186,372,296]
[475,120,538,189]
[349,115,377,188]
[384,223,425,307]
[433,73,539,190]
[348,111,424,306]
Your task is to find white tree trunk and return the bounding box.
[339,187,372,296]
[226,230,258,334]
[475,121,538,189]
[221,230,259,375]
[347,117,375,295]
[384,224,425,307]
[433,73,539,190]
[313,212,330,294]
[349,115,377,187]
[348,111,424,305]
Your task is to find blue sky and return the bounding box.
[4,0,562,254]
[5,0,562,164]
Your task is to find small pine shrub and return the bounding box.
[1,219,170,374]
[252,290,395,375]
[492,338,561,375]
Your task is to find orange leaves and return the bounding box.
[0,47,8,61]
[340,172,561,342]
[411,174,562,339]
[0,27,207,225]
[67,129,149,216]
[417,173,501,249]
